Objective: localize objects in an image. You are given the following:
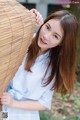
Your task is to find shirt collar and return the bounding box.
[35,50,50,62]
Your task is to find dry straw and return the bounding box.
[0,0,36,96]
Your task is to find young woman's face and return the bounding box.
[38,19,64,52]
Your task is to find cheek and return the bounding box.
[49,39,61,48]
[39,26,46,35]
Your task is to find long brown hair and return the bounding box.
[25,10,78,95]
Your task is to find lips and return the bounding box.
[40,38,47,44]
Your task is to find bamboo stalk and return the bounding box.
[0,0,36,112]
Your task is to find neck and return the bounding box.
[38,49,48,56]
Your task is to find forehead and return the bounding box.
[47,19,64,37]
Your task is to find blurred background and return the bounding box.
[17,0,80,119]
[17,0,71,19]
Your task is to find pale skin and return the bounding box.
[0,9,64,111]
[38,19,63,54]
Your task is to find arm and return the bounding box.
[13,100,46,110]
[0,92,47,111]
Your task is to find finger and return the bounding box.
[36,15,42,21]
[31,9,38,14]
[3,92,12,97]
[36,18,43,25]
[3,92,9,95]
[1,101,8,105]
[1,96,9,101]
[30,8,36,12]
[1,100,7,105]
[32,10,41,18]
[1,96,8,100]
[36,19,44,26]
[1,94,10,98]
[1,97,8,101]
[36,14,43,23]
[36,12,42,19]
[30,9,38,17]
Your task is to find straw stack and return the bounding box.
[0,0,36,97]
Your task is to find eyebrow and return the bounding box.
[47,23,62,39]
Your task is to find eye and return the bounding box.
[54,35,58,39]
[45,24,49,30]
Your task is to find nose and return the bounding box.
[43,32,51,41]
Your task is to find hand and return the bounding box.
[30,8,44,27]
[0,92,14,108]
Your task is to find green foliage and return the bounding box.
[40,111,63,120]
[40,82,80,120]
[76,82,80,88]
[65,114,80,120]
[40,111,54,120]
[54,92,71,102]
[72,96,80,111]
[40,111,80,120]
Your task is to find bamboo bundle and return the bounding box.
[0,0,36,96]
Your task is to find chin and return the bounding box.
[38,40,43,48]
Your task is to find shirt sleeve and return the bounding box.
[38,87,54,110]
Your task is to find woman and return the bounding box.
[0,9,78,120]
